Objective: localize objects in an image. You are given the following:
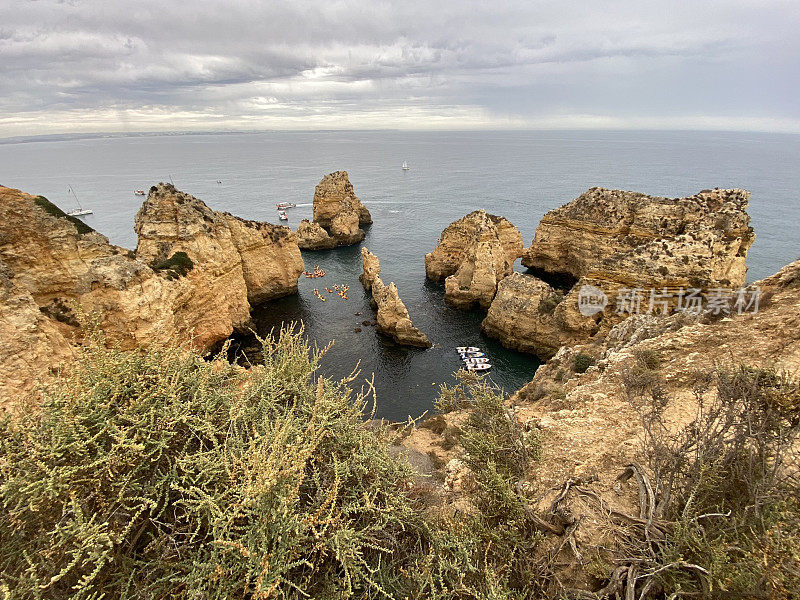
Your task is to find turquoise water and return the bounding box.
[2,130,798,419]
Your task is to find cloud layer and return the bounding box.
[1,0,799,136]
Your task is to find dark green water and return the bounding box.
[235,243,541,422]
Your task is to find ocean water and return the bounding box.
[1,130,798,420]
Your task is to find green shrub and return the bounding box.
[633,347,662,370]
[33,195,94,235]
[634,365,800,597]
[0,327,457,600]
[573,353,595,373]
[151,251,194,279]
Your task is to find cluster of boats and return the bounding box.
[456,347,491,371]
[304,266,326,278]
[276,202,295,221]
[313,284,350,302]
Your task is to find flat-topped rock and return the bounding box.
[521,187,754,288]
[483,188,755,359]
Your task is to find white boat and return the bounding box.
[276,202,296,209]
[466,363,491,372]
[463,357,489,364]
[65,185,92,217]
[402,161,410,171]
[459,351,486,359]
[456,346,480,353]
[278,210,289,221]
[134,189,146,196]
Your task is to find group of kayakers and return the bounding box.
[304,265,326,278]
[312,284,349,301]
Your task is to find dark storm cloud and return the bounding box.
[1,0,799,134]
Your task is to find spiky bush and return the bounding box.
[0,327,467,600]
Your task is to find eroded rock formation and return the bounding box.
[425,210,523,309]
[0,183,304,406]
[136,184,304,305]
[522,187,753,288]
[483,188,754,360]
[299,171,372,249]
[481,272,597,359]
[296,219,337,250]
[361,247,430,348]
[359,247,381,291]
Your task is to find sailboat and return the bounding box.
[65,185,92,217]
[402,160,410,171]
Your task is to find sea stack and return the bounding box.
[481,187,755,359]
[425,210,523,309]
[361,247,431,348]
[297,171,372,249]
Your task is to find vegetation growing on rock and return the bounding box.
[33,195,94,235]
[151,250,194,278]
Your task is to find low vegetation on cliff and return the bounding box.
[1,327,797,599]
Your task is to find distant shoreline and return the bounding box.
[4,128,800,146]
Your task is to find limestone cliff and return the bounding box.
[483,188,754,359]
[0,183,303,406]
[300,171,371,249]
[360,247,431,348]
[481,272,598,359]
[425,210,523,309]
[521,187,753,288]
[135,183,304,305]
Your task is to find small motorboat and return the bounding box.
[456,347,480,353]
[459,351,486,359]
[276,202,296,209]
[278,211,288,221]
[463,357,489,364]
[466,363,491,372]
[134,189,146,196]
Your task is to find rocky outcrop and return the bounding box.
[0,260,75,410]
[300,171,371,249]
[296,219,337,250]
[521,187,754,288]
[426,210,523,309]
[135,184,304,305]
[0,183,304,406]
[359,247,381,291]
[481,272,598,359]
[483,188,755,359]
[361,247,431,348]
[313,171,372,228]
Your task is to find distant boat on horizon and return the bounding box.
[402,160,410,170]
[65,185,92,217]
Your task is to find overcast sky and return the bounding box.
[1,0,799,137]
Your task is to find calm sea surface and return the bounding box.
[1,130,798,420]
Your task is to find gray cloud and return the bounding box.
[0,0,798,135]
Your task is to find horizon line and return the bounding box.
[3,127,800,145]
